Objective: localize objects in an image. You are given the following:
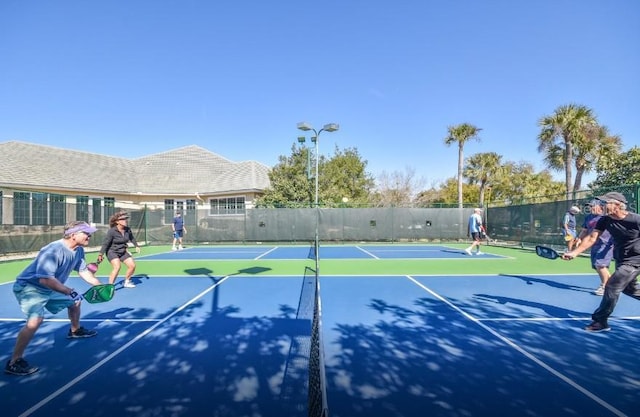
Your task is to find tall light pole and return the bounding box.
[297,123,337,417]
[296,122,339,207]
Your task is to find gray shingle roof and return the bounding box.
[0,141,271,195]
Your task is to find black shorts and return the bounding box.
[107,251,132,262]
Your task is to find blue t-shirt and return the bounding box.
[173,215,184,231]
[16,239,86,289]
[468,213,483,234]
[563,212,577,230]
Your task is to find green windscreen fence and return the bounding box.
[486,184,638,249]
[1,184,638,255]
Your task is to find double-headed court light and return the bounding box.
[296,121,340,207]
[297,122,340,133]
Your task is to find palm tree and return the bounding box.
[463,152,502,207]
[573,124,622,191]
[444,123,482,208]
[537,104,596,200]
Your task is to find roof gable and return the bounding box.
[0,141,270,195]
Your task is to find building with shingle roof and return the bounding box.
[0,141,271,227]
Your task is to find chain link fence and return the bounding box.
[486,184,638,250]
[2,184,638,256]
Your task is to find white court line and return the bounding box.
[18,275,231,417]
[170,249,269,253]
[0,317,161,322]
[364,249,446,253]
[254,246,278,260]
[354,246,379,259]
[478,316,640,322]
[405,275,628,417]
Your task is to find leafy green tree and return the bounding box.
[592,146,640,189]
[463,152,502,207]
[256,144,314,207]
[322,146,375,206]
[537,104,596,199]
[490,161,564,204]
[415,177,478,207]
[256,144,374,207]
[444,123,482,208]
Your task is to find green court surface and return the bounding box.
[0,243,596,283]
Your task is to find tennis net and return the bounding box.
[307,263,328,417]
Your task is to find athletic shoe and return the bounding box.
[172,246,177,251]
[5,358,39,376]
[464,249,472,256]
[475,251,483,255]
[594,285,605,296]
[67,327,97,339]
[178,245,183,250]
[585,321,610,332]
[123,280,136,288]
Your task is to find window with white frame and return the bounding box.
[209,196,246,215]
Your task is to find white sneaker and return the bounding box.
[178,245,183,250]
[123,280,136,288]
[464,249,472,256]
[594,285,604,296]
[172,246,177,251]
[475,251,483,255]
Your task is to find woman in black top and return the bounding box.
[98,211,140,288]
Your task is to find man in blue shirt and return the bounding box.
[172,210,187,250]
[562,206,580,251]
[465,208,484,255]
[6,221,102,376]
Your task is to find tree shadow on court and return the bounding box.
[471,293,586,318]
[499,273,594,294]
[324,295,640,417]
[1,268,312,417]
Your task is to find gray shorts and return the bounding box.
[13,281,74,320]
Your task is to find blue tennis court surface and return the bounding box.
[1,270,638,416]
[140,244,506,260]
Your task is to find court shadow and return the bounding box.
[442,249,470,255]
[472,293,585,317]
[3,277,307,417]
[121,274,150,288]
[185,267,214,275]
[236,266,271,275]
[184,266,272,277]
[499,273,592,293]
[324,296,640,417]
[85,307,136,320]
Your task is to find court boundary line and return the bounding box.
[254,246,278,260]
[0,317,162,322]
[354,246,379,259]
[4,316,639,323]
[478,316,640,322]
[17,275,231,417]
[405,275,629,417]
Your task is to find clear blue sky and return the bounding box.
[1,1,638,188]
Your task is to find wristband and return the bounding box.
[69,289,83,302]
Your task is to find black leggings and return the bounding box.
[592,264,640,323]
